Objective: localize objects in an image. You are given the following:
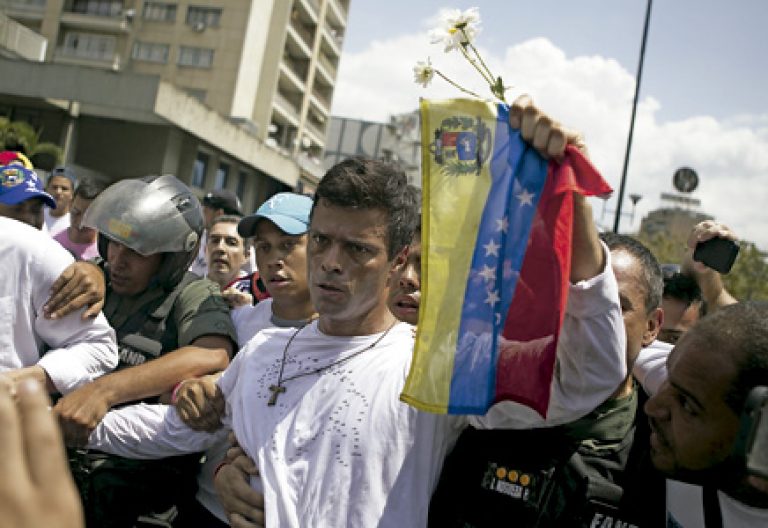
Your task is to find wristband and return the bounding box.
[170,381,184,405]
[214,461,229,479]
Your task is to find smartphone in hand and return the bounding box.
[693,237,739,274]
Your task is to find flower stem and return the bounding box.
[458,44,495,86]
[434,69,484,99]
[461,28,496,83]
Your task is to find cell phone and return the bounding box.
[693,237,739,274]
[732,386,768,479]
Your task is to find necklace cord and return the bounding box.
[276,320,398,386]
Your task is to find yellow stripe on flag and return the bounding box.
[401,98,497,413]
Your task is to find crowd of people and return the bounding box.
[0,96,766,528]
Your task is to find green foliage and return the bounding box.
[636,231,687,266]
[637,231,768,301]
[722,242,768,301]
[0,118,63,170]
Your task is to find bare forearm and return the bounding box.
[4,366,57,393]
[94,343,230,407]
[570,194,604,283]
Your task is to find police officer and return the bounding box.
[54,175,237,528]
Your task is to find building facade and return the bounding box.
[0,0,348,200]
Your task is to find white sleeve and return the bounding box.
[87,403,227,459]
[35,311,118,394]
[471,242,626,428]
[29,244,118,394]
[633,340,671,396]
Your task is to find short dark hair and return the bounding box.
[313,158,417,259]
[210,214,241,229]
[74,179,107,201]
[690,302,768,413]
[405,184,421,238]
[599,232,663,313]
[663,273,701,306]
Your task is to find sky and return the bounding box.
[329,0,768,249]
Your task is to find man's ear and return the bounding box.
[643,307,664,347]
[391,245,409,270]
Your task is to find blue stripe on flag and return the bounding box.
[447,104,549,413]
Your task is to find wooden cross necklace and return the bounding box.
[267,320,398,406]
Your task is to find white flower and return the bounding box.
[413,59,435,88]
[429,7,482,52]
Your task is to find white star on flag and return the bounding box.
[495,216,509,233]
[485,289,500,307]
[478,264,495,282]
[484,239,500,257]
[516,189,535,206]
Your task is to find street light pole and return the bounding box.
[613,0,653,233]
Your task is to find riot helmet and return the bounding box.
[82,174,203,290]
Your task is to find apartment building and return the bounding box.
[0,0,348,197]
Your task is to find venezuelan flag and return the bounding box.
[401,98,611,416]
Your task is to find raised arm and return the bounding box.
[682,220,738,310]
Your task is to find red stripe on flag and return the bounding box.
[495,146,612,417]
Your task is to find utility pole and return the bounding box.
[614,0,653,233]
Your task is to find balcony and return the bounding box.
[303,117,326,146]
[61,0,131,33]
[310,90,330,116]
[296,0,319,24]
[0,0,46,22]
[0,11,47,60]
[326,0,347,30]
[316,51,337,82]
[272,90,301,126]
[54,46,121,70]
[288,19,315,52]
[321,25,342,57]
[282,53,309,83]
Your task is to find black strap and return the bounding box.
[703,486,723,528]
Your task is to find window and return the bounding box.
[71,0,123,16]
[186,6,222,28]
[178,46,214,68]
[236,170,247,199]
[183,88,207,102]
[191,152,209,188]
[62,32,116,60]
[142,1,176,22]
[131,41,169,63]
[214,163,229,190]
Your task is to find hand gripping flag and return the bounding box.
[400,99,612,416]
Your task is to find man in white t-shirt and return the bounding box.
[171,192,315,527]
[84,98,627,527]
[645,301,768,527]
[189,189,244,278]
[0,216,117,394]
[43,165,75,236]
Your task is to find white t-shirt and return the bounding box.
[666,479,768,527]
[89,244,625,527]
[633,339,673,396]
[188,230,208,277]
[0,217,117,393]
[42,207,70,237]
[231,299,275,346]
[196,298,290,523]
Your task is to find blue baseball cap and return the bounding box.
[238,192,313,237]
[0,165,57,208]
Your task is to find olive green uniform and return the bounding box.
[75,272,237,528]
